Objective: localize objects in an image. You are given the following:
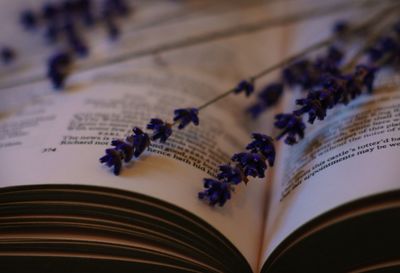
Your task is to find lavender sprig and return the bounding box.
[0,47,16,65]
[97,5,399,206]
[18,0,132,89]
[199,133,275,206]
[100,111,198,174]
[199,10,399,206]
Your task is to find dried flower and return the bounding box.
[246,133,275,166]
[111,139,133,162]
[275,114,306,145]
[368,36,400,64]
[217,165,244,184]
[42,3,58,21]
[283,60,315,88]
[147,119,172,143]
[294,91,328,124]
[100,127,151,175]
[81,0,95,26]
[333,20,349,36]
[47,52,72,89]
[198,179,232,206]
[100,148,123,175]
[1,47,16,65]
[105,0,131,17]
[20,10,37,30]
[231,152,267,178]
[93,11,391,206]
[234,80,255,97]
[173,108,199,129]
[17,0,132,89]
[131,127,151,157]
[247,83,283,118]
[314,46,343,75]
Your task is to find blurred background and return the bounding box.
[0,0,379,92]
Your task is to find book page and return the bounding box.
[261,81,400,264]
[261,54,400,273]
[0,0,383,270]
[0,12,294,268]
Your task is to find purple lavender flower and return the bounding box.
[320,74,347,104]
[62,0,75,15]
[283,60,316,89]
[247,83,283,119]
[0,47,16,65]
[20,10,37,30]
[106,0,131,17]
[333,20,349,36]
[246,133,275,166]
[80,0,95,26]
[100,148,123,175]
[48,52,71,67]
[147,119,172,143]
[314,46,343,75]
[234,80,255,97]
[326,46,344,63]
[173,108,199,129]
[275,114,306,145]
[198,179,232,206]
[100,128,150,175]
[217,165,244,184]
[294,91,328,124]
[47,52,72,89]
[368,36,400,64]
[42,3,59,21]
[111,139,133,162]
[231,152,267,178]
[131,127,151,157]
[102,1,126,41]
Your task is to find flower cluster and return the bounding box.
[246,21,350,120]
[95,8,398,207]
[276,63,377,145]
[100,127,150,175]
[0,47,16,65]
[47,52,72,90]
[247,83,283,118]
[100,108,199,175]
[234,80,255,97]
[247,45,345,119]
[19,0,131,89]
[199,17,400,206]
[273,19,400,145]
[198,133,275,206]
[367,25,400,66]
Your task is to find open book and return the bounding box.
[1,0,399,272]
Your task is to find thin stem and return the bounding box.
[197,88,236,111]
[194,3,397,114]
